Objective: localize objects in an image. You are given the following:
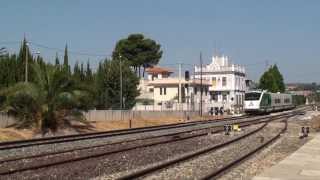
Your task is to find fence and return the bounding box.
[84,110,200,122]
[0,113,16,128]
[0,110,201,128]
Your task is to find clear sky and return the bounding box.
[1,0,319,83]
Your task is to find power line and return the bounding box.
[29,41,109,57]
[0,41,21,45]
[0,40,110,58]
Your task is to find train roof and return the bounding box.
[245,90,265,93]
[246,90,292,95]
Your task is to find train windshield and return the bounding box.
[245,92,261,101]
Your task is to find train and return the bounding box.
[244,90,295,114]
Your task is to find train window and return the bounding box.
[245,92,261,100]
[275,99,281,104]
[284,98,290,103]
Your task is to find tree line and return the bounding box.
[0,34,162,132]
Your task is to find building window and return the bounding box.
[194,87,197,95]
[160,87,162,95]
[164,87,166,95]
[212,77,216,87]
[222,77,227,87]
[223,94,227,101]
[212,93,218,101]
[149,88,154,92]
[236,77,239,87]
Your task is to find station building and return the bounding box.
[194,55,246,114]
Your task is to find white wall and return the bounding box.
[153,86,178,103]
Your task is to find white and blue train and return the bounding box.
[244,90,295,114]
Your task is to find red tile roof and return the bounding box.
[145,66,173,74]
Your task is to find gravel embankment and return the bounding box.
[0,127,216,172]
[2,124,261,180]
[218,111,319,180]
[0,122,225,160]
[0,116,263,161]
[137,122,283,180]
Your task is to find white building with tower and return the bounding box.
[194,55,246,114]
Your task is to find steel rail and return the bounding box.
[0,114,293,176]
[0,112,300,177]
[0,115,265,165]
[200,119,288,180]
[116,113,295,180]
[0,115,275,175]
[0,115,250,150]
[2,105,306,151]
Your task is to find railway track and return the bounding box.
[0,115,275,176]
[0,115,251,151]
[200,120,288,180]
[0,113,296,178]
[116,113,295,180]
[0,110,305,179]
[1,104,309,151]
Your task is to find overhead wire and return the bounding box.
[0,40,110,58]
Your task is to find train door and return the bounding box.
[260,93,271,112]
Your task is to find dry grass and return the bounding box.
[0,128,34,142]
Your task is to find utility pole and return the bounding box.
[265,60,269,71]
[119,54,123,110]
[200,52,203,117]
[178,63,182,111]
[25,40,29,83]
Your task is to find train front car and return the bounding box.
[244,91,271,114]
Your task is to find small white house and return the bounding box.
[135,66,211,111]
[148,78,211,111]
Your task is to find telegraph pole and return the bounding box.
[265,60,269,71]
[200,52,203,117]
[25,39,29,83]
[119,54,123,110]
[178,63,182,110]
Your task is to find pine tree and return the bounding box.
[63,44,68,67]
[112,33,162,77]
[73,61,81,81]
[85,61,93,82]
[55,52,60,66]
[63,44,70,74]
[94,59,140,109]
[80,62,85,81]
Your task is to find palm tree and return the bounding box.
[0,63,93,133]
